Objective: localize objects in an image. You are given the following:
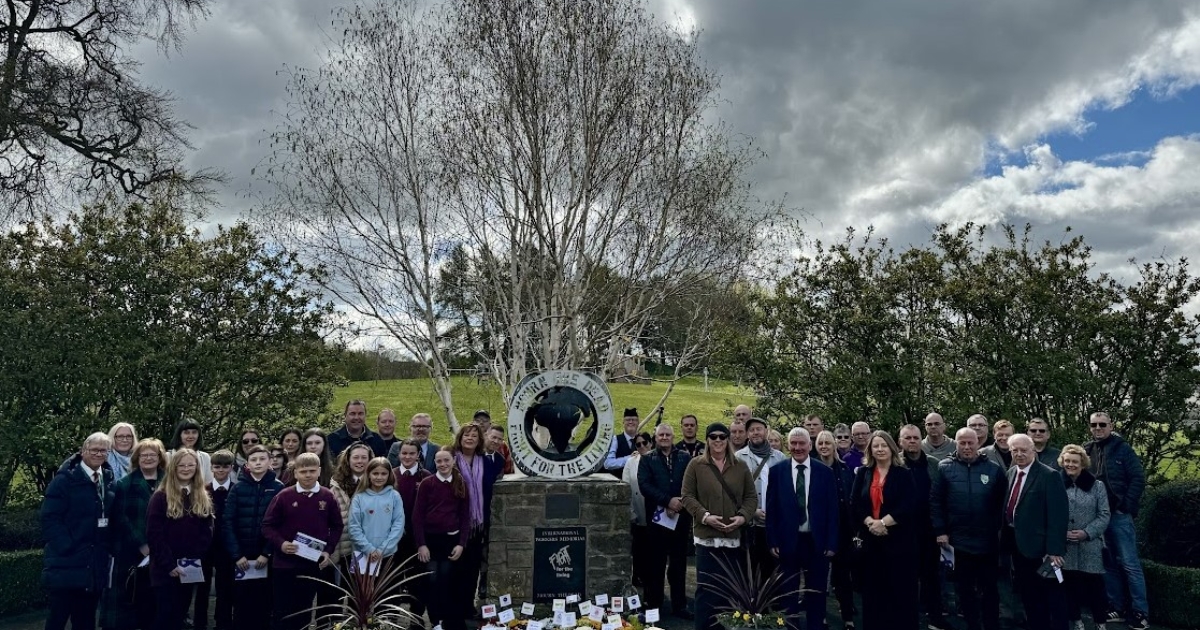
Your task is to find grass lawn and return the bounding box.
[333,375,755,445]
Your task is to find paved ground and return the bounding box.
[0,563,1164,630]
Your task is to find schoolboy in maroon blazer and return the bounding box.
[262,453,344,630]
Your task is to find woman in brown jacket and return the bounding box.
[682,422,759,630]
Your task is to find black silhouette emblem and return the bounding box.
[507,371,615,479]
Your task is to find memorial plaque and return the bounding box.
[532,526,587,602]
[545,493,580,520]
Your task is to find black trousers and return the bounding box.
[1063,570,1107,625]
[1012,553,1068,630]
[271,564,321,630]
[425,532,467,630]
[828,551,856,621]
[644,518,690,611]
[630,523,650,588]
[232,572,272,629]
[746,526,778,581]
[45,588,99,630]
[954,550,1000,630]
[153,581,196,630]
[194,551,233,629]
[918,534,943,620]
[695,546,743,630]
[398,534,428,626]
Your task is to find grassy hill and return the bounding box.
[333,375,756,445]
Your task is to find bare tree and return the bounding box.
[0,0,219,217]
[261,0,769,418]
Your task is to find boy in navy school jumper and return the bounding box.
[223,444,283,629]
[262,452,344,630]
[195,449,236,630]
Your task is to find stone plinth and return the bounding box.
[487,473,631,602]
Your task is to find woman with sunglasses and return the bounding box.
[833,423,853,459]
[682,423,758,630]
[236,430,262,467]
[622,432,654,590]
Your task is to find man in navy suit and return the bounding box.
[766,427,840,630]
[1006,433,1069,630]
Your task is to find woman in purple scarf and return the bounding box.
[451,423,504,615]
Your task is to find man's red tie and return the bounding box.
[1006,470,1025,524]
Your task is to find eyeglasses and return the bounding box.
[242,438,260,444]
[412,424,431,430]
[1028,428,1047,433]
[836,435,850,440]
[634,441,649,447]
[86,448,110,455]
[708,434,728,441]
[115,434,134,440]
[1090,422,1108,428]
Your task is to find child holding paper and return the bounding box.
[414,447,471,630]
[261,452,344,630]
[222,444,283,629]
[195,449,236,630]
[146,448,215,630]
[349,457,406,572]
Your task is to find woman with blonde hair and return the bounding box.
[106,422,138,480]
[850,430,918,630]
[1060,444,1111,630]
[101,438,166,630]
[146,448,214,630]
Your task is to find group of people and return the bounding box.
[40,402,512,630]
[39,399,1151,630]
[614,407,1149,630]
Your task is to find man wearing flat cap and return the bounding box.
[735,416,787,577]
[604,408,642,477]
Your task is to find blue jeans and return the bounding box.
[1102,512,1148,617]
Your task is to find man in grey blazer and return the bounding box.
[387,412,439,469]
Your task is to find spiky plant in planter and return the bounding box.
[301,554,427,630]
[700,548,801,628]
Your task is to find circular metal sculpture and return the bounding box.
[506,371,615,479]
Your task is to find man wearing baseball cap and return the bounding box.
[735,417,787,578]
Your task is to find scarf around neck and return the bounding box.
[749,439,773,459]
[107,450,132,479]
[456,451,485,529]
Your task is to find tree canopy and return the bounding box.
[0,200,343,504]
[718,224,1200,481]
[0,0,217,217]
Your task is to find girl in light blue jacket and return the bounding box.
[349,457,406,570]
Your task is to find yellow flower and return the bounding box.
[777,618,785,626]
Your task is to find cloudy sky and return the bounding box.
[135,0,1200,277]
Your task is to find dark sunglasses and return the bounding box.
[836,435,851,440]
[1028,428,1047,433]
[242,438,260,444]
[708,434,728,441]
[634,440,650,447]
[1090,422,1108,428]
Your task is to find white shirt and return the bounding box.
[1010,463,1032,514]
[793,458,812,533]
[80,462,101,482]
[295,482,322,494]
[436,472,453,483]
[399,464,420,476]
[211,479,232,492]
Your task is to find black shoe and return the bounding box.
[674,609,694,620]
[1129,613,1149,630]
[926,616,948,630]
[1105,611,1125,624]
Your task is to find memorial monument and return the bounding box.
[487,371,633,603]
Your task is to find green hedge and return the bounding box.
[1137,479,1200,568]
[0,509,43,551]
[1144,559,1200,628]
[0,549,45,617]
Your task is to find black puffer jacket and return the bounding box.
[931,453,1006,554]
[40,455,114,591]
[221,468,283,560]
[1084,433,1145,516]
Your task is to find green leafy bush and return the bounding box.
[1138,479,1200,568]
[0,549,44,616]
[0,509,42,551]
[1143,559,1200,628]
